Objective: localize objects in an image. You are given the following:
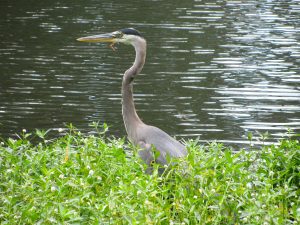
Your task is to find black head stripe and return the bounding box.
[120,28,142,37]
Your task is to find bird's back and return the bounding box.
[138,125,187,164]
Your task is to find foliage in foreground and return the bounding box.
[0,127,299,224]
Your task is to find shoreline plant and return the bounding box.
[0,125,299,224]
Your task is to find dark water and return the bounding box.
[1,0,299,146]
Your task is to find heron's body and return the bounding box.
[77,28,187,170]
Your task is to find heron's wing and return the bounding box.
[142,126,187,159]
[137,141,153,165]
[138,141,168,166]
[137,141,169,174]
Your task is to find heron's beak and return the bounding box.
[76,32,116,43]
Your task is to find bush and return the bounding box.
[0,126,299,224]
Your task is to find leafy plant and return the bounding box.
[0,125,299,224]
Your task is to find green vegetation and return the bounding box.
[0,125,299,224]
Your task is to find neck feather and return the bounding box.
[122,38,147,140]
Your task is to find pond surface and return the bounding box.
[1,0,300,146]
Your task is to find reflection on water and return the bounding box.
[0,0,299,146]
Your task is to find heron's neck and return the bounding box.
[122,38,147,139]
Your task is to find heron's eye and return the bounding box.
[113,31,123,38]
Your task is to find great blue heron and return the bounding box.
[77,28,187,172]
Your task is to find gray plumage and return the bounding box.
[77,28,188,172]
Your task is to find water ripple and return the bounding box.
[0,0,299,146]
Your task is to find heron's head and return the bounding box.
[77,28,144,50]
